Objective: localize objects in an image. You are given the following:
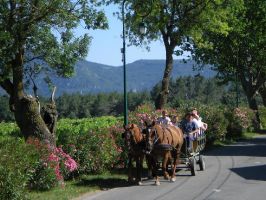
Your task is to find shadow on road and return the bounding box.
[205,135,266,157]
[76,177,130,190]
[230,165,266,181]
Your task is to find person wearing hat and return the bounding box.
[180,112,199,152]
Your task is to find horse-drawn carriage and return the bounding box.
[122,122,207,185]
[180,133,206,176]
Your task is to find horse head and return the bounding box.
[143,120,158,153]
[122,124,143,151]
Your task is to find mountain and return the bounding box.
[1,59,215,97]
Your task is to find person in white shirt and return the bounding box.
[191,109,207,136]
[157,110,171,125]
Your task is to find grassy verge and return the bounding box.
[28,171,128,200]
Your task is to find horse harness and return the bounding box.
[150,125,177,152]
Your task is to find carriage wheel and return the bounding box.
[189,157,196,176]
[199,155,206,171]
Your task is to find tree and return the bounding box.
[109,0,239,109]
[192,0,266,127]
[258,83,266,107]
[0,1,108,145]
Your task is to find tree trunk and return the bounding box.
[14,96,56,145]
[259,84,266,107]
[156,47,174,109]
[239,72,261,130]
[1,50,57,146]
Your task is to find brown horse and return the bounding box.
[122,123,149,185]
[145,121,184,185]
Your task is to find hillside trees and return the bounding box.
[151,76,235,108]
[192,0,266,127]
[0,0,108,145]
[109,0,241,109]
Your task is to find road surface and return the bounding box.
[79,135,266,200]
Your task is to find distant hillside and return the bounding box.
[1,59,215,97]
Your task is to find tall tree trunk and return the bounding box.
[14,96,56,145]
[1,50,57,146]
[156,47,174,109]
[239,71,261,130]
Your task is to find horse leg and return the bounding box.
[154,162,160,186]
[128,155,134,183]
[150,156,160,186]
[162,152,170,180]
[136,155,143,185]
[146,154,154,179]
[170,150,179,182]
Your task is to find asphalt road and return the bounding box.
[79,135,266,200]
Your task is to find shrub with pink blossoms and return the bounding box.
[27,138,78,189]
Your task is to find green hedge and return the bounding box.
[0,138,53,200]
[56,116,124,175]
[0,122,20,140]
[259,106,266,129]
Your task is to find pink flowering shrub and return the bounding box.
[27,138,78,190]
[226,107,255,138]
[129,103,181,127]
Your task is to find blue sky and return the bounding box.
[81,5,182,67]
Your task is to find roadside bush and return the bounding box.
[226,107,255,138]
[203,106,229,144]
[259,106,266,129]
[27,138,78,188]
[179,104,229,145]
[56,116,122,175]
[28,162,58,191]
[108,125,126,168]
[0,138,39,200]
[129,103,229,147]
[0,122,20,140]
[67,128,121,175]
[56,116,120,146]
[0,166,28,200]
[129,103,182,126]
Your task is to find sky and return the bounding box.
[81,5,182,67]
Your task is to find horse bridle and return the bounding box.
[124,127,144,151]
[146,126,159,151]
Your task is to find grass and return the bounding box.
[28,171,128,200]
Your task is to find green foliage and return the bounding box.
[55,92,152,119]
[0,122,20,140]
[57,116,120,138]
[128,103,229,147]
[71,128,122,174]
[199,105,229,144]
[151,76,247,109]
[226,107,256,138]
[0,166,28,200]
[0,139,40,200]
[0,0,108,81]
[192,0,266,111]
[56,116,124,175]
[259,106,266,129]
[0,136,78,197]
[28,162,58,191]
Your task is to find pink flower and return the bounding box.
[64,157,78,172]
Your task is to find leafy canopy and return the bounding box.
[0,0,108,82]
[109,0,241,55]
